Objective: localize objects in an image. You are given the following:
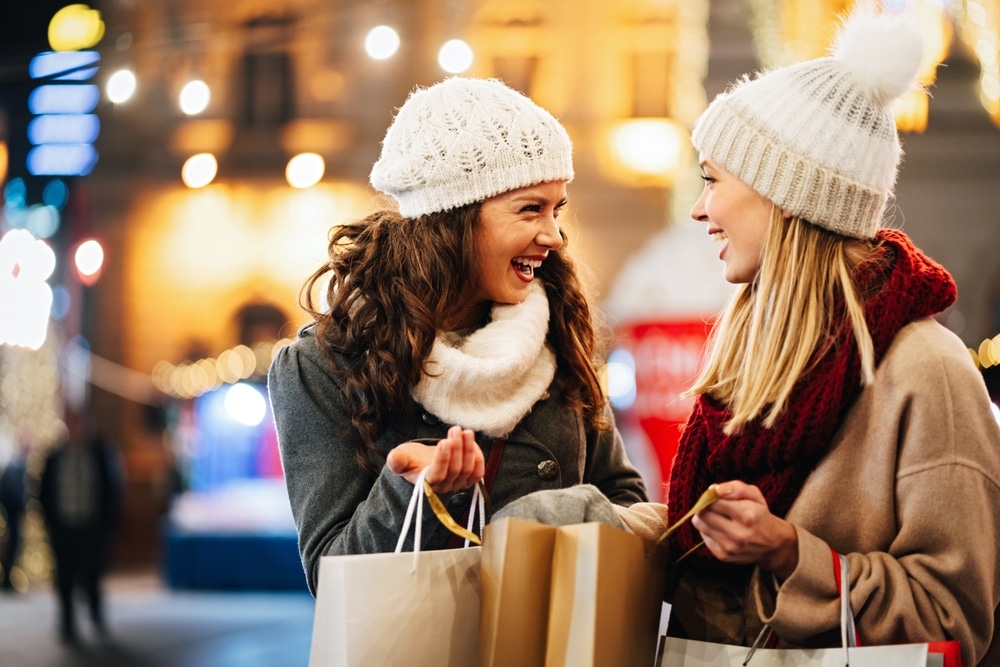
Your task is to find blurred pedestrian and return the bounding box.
[0,440,28,592]
[38,410,124,644]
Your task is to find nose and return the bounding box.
[537,214,563,251]
[690,188,708,223]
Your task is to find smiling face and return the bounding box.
[690,158,776,284]
[470,180,567,308]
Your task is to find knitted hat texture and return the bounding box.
[691,11,925,239]
[370,77,574,219]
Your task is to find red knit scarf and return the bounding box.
[666,229,957,565]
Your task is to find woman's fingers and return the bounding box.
[389,427,485,493]
[427,426,484,493]
[387,442,435,483]
[452,428,484,490]
[691,481,797,573]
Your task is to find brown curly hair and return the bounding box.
[300,203,610,474]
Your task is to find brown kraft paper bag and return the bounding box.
[479,517,557,667]
[545,522,668,667]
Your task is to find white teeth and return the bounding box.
[513,257,542,268]
[710,231,728,243]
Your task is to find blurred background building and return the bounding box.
[1,0,999,593]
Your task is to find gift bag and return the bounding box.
[479,517,557,667]
[661,638,932,666]
[545,521,669,667]
[659,549,962,666]
[308,469,485,667]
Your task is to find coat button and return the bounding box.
[448,491,469,508]
[536,460,559,481]
[421,412,441,426]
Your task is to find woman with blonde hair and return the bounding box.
[468,8,1000,663]
[268,77,647,595]
[648,8,1000,665]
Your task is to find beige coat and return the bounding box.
[618,318,1000,666]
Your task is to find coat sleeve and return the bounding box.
[753,326,1000,667]
[267,336,449,595]
[581,402,648,506]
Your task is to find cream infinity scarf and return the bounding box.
[412,281,557,437]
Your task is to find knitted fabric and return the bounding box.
[412,280,556,437]
[370,77,574,219]
[666,229,957,565]
[691,11,924,239]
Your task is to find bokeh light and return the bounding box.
[42,179,69,210]
[181,153,217,188]
[48,4,105,52]
[610,119,689,178]
[0,229,56,350]
[286,153,324,189]
[607,348,637,410]
[365,25,400,60]
[179,79,211,115]
[438,39,473,74]
[50,285,71,321]
[74,239,105,279]
[25,205,60,239]
[106,69,136,104]
[225,383,268,427]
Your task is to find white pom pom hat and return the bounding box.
[691,10,925,239]
[370,77,574,219]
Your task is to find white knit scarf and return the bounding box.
[412,281,557,437]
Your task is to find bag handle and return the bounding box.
[394,467,487,571]
[743,547,857,666]
[445,437,504,549]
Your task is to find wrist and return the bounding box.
[762,521,799,581]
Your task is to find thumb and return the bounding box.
[386,447,413,475]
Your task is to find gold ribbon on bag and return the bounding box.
[423,480,489,546]
[655,485,721,564]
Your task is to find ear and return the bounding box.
[781,209,794,221]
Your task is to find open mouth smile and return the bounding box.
[512,256,542,279]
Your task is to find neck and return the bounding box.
[442,301,491,333]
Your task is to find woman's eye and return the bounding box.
[700,175,715,184]
[520,204,542,213]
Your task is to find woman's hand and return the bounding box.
[386,425,485,494]
[691,481,799,580]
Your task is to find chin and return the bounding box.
[496,287,530,305]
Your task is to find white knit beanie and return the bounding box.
[691,10,925,239]
[370,77,574,219]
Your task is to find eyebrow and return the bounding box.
[507,194,568,207]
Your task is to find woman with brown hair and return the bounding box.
[267,77,647,594]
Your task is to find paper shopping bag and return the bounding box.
[309,468,485,667]
[308,545,482,667]
[661,636,953,666]
[479,517,557,667]
[545,522,669,667]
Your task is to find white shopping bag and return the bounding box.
[308,469,484,667]
[659,553,955,667]
[660,637,931,666]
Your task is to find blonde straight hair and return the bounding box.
[685,208,877,434]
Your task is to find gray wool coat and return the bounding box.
[267,324,648,594]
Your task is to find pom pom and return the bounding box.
[832,10,925,107]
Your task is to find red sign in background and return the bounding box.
[623,319,714,493]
